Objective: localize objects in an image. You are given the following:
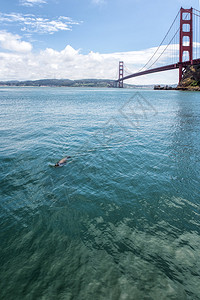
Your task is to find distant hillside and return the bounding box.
[0,79,115,88]
[0,79,154,89]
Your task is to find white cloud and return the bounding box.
[0,36,182,85]
[0,31,32,52]
[0,12,81,34]
[20,0,47,6]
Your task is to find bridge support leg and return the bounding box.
[118,61,124,88]
[179,64,183,85]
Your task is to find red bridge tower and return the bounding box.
[118,61,124,88]
[179,7,193,84]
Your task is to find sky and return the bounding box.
[0,0,200,84]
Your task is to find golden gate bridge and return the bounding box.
[116,7,200,88]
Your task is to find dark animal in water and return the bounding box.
[55,156,71,167]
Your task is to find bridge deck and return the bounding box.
[116,59,200,82]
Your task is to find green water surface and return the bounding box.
[0,87,200,299]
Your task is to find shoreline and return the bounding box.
[154,85,200,91]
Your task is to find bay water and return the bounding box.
[0,87,200,299]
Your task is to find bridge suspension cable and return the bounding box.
[193,8,200,13]
[193,8,200,59]
[123,63,134,76]
[145,24,180,70]
[138,10,180,72]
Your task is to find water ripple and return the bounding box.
[0,87,200,299]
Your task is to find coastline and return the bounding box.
[154,85,200,91]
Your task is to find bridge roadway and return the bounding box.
[116,58,200,82]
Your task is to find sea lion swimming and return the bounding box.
[55,156,71,167]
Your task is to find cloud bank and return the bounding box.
[0,31,180,85]
[0,12,81,34]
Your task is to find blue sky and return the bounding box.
[0,0,199,84]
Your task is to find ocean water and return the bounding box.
[0,87,200,300]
